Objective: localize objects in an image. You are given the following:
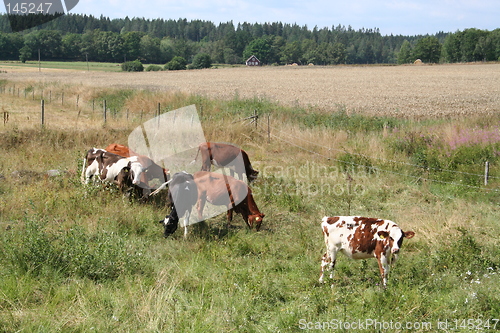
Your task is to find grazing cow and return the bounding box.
[158,172,198,238]
[81,148,106,184]
[81,148,144,191]
[193,171,264,230]
[105,143,169,187]
[319,216,415,288]
[191,142,259,183]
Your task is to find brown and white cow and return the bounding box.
[319,216,415,288]
[105,143,169,187]
[81,148,144,191]
[193,171,264,230]
[191,142,259,183]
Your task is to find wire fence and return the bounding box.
[0,84,160,127]
[250,113,499,193]
[2,83,498,193]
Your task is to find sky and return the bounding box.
[3,0,500,36]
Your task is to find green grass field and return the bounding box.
[0,77,499,332]
[0,60,123,72]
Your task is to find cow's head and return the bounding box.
[159,216,178,238]
[377,228,415,261]
[116,165,133,191]
[248,169,259,182]
[129,162,144,186]
[248,213,265,231]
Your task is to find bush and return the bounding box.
[145,64,163,72]
[189,53,212,69]
[121,60,144,72]
[164,56,187,70]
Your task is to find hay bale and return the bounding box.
[414,59,423,65]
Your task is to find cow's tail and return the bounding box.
[189,146,201,165]
[150,179,172,196]
[80,157,87,184]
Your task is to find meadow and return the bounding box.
[0,63,500,332]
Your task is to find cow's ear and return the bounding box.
[404,231,415,239]
[377,231,389,239]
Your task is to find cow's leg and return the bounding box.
[196,193,206,220]
[376,254,390,288]
[319,251,337,283]
[226,209,234,228]
[182,210,190,238]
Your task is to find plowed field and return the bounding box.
[1,63,499,118]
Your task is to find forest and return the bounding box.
[0,13,499,66]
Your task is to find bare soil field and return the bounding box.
[1,63,499,118]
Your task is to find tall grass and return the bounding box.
[0,80,500,331]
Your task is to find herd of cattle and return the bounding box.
[80,142,415,287]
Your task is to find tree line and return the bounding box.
[0,14,499,66]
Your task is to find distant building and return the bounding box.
[246,55,261,66]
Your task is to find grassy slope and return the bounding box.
[0,80,499,332]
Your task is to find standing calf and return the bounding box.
[319,216,415,288]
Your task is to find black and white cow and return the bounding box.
[156,171,198,238]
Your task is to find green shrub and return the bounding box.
[164,56,187,70]
[189,53,212,69]
[145,64,163,72]
[121,60,144,72]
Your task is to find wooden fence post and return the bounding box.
[267,114,271,143]
[41,100,45,126]
[103,100,107,123]
[484,161,489,186]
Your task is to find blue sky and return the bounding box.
[4,0,500,36]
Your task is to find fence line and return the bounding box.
[258,117,499,193]
[270,123,499,180]
[2,84,498,191]
[1,85,160,126]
